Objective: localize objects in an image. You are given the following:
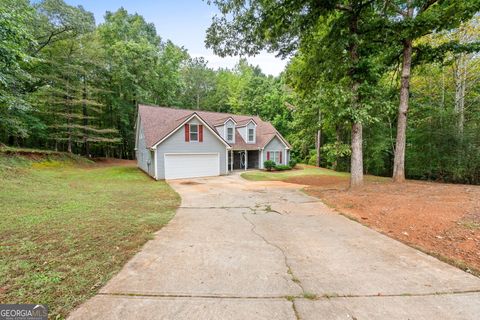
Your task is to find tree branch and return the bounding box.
[420,0,439,13]
[335,4,352,12]
[33,27,74,55]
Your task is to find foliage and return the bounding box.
[0,0,36,140]
[0,0,479,184]
[288,159,297,168]
[275,164,291,171]
[321,143,351,169]
[263,160,276,171]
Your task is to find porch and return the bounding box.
[228,150,261,171]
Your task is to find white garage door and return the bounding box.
[164,153,220,179]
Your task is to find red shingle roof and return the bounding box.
[137,104,291,150]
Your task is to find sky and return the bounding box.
[64,0,288,76]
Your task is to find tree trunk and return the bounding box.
[333,124,341,170]
[348,17,363,189]
[66,78,72,154]
[392,39,413,183]
[350,78,363,188]
[82,76,89,157]
[315,110,322,167]
[454,53,466,134]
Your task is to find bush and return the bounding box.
[264,160,276,171]
[275,164,291,171]
[307,152,317,166]
[288,159,297,168]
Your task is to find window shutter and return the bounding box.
[267,151,270,160]
[280,151,282,164]
[185,124,189,142]
[199,124,203,142]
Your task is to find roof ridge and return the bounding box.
[139,103,262,120]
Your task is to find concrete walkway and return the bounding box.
[69,174,480,319]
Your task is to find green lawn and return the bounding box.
[241,165,349,181]
[0,153,180,318]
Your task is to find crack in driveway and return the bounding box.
[241,212,305,295]
[96,288,480,300]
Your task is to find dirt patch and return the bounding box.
[301,179,480,275]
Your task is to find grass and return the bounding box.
[459,220,480,230]
[0,151,180,318]
[241,165,390,187]
[302,292,318,300]
[241,164,349,181]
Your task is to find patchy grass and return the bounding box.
[460,220,480,230]
[302,292,318,300]
[0,153,180,318]
[241,164,349,181]
[322,293,340,299]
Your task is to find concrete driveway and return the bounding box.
[69,173,480,319]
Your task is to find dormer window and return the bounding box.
[190,124,198,141]
[227,127,234,141]
[248,128,254,142]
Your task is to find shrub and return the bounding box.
[275,164,291,171]
[288,159,297,168]
[264,160,276,171]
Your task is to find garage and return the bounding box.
[164,153,220,179]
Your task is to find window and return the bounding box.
[227,127,233,141]
[248,128,254,142]
[270,151,282,164]
[190,124,198,141]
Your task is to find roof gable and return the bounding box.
[236,118,257,127]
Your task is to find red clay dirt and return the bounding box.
[285,174,480,275]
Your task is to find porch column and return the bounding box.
[245,150,248,170]
[230,149,233,171]
[260,149,263,169]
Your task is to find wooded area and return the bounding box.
[1,0,479,184]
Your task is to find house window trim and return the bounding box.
[189,124,199,142]
[227,127,234,142]
[248,128,255,142]
[270,151,282,164]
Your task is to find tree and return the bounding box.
[206,0,390,188]
[181,57,216,109]
[386,0,480,183]
[155,41,189,106]
[96,8,164,158]
[31,0,119,154]
[0,0,37,143]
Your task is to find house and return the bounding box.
[135,104,291,180]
